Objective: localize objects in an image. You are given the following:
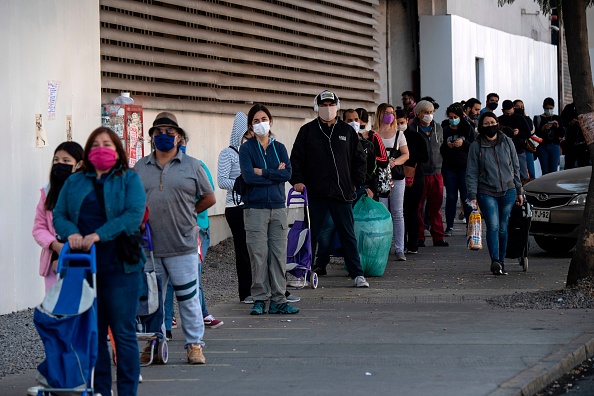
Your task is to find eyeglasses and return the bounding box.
[153,127,178,136]
[482,121,498,127]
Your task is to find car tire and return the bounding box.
[533,235,576,254]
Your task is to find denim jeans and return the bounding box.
[94,265,141,396]
[536,143,560,175]
[477,189,517,264]
[380,179,405,253]
[309,198,364,279]
[517,152,528,179]
[153,253,204,346]
[442,169,471,230]
[315,212,335,266]
[525,151,536,179]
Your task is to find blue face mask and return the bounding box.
[449,118,460,126]
[179,145,186,154]
[153,133,176,152]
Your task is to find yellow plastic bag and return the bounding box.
[467,210,482,250]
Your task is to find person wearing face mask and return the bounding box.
[533,97,566,175]
[466,112,523,276]
[440,104,474,236]
[513,99,536,180]
[345,108,389,200]
[32,141,84,292]
[372,103,409,261]
[52,127,147,395]
[498,100,532,182]
[135,112,215,365]
[217,113,254,303]
[398,109,429,254]
[356,107,369,131]
[480,93,500,115]
[238,104,298,315]
[412,100,448,247]
[290,90,369,288]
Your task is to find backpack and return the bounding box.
[229,146,248,205]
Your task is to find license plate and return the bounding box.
[532,209,550,222]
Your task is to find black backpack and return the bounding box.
[229,146,248,205]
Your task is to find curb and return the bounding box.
[488,331,594,396]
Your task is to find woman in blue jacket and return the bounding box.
[239,104,298,316]
[53,126,146,396]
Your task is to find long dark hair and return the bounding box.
[45,142,84,210]
[82,127,129,173]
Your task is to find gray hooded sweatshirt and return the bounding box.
[217,112,248,207]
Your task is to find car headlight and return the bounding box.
[568,194,587,206]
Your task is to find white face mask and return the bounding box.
[422,114,433,124]
[397,123,407,132]
[252,121,270,137]
[348,121,360,132]
[318,106,338,122]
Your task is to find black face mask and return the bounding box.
[51,163,74,183]
[487,102,499,111]
[480,125,499,138]
[514,108,525,116]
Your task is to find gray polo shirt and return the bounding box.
[135,150,214,257]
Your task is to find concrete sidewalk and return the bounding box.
[1,229,593,396]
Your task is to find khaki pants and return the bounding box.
[244,208,288,303]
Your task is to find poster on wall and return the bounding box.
[47,81,59,120]
[66,115,72,141]
[35,114,48,148]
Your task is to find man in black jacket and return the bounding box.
[499,100,531,180]
[290,90,369,288]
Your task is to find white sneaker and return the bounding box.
[286,273,307,287]
[243,296,254,304]
[27,386,41,396]
[354,276,369,288]
[286,294,301,303]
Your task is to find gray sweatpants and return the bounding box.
[244,208,288,303]
[152,253,204,347]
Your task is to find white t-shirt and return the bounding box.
[380,131,407,157]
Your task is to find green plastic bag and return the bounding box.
[352,195,392,277]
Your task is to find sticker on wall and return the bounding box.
[66,115,72,141]
[47,80,59,120]
[35,114,48,148]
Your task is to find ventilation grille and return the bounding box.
[100,0,381,118]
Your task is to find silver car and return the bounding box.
[524,166,591,253]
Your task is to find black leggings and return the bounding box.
[403,175,425,250]
[225,205,252,301]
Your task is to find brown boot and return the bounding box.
[186,343,206,364]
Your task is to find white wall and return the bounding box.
[444,0,552,44]
[0,0,101,315]
[419,14,558,122]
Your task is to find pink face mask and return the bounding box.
[88,147,118,171]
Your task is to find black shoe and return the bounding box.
[490,261,502,275]
[166,330,173,340]
[417,240,426,248]
[500,263,508,275]
[313,266,327,276]
[433,240,449,247]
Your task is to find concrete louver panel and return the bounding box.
[99,0,382,115]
